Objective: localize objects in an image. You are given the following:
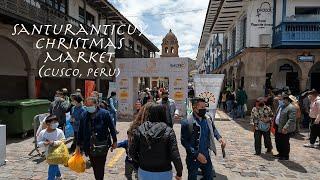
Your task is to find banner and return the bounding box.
[85,80,95,98]
[194,74,224,117]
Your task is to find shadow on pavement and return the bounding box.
[231,117,253,132]
[32,156,46,164]
[214,173,228,180]
[260,153,276,161]
[291,133,306,140]
[279,160,308,173]
[6,136,33,145]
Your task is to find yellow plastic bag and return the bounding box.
[46,143,69,165]
[68,151,86,173]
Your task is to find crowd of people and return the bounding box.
[249,88,320,160]
[37,86,227,180]
[219,87,248,119]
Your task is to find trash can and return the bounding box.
[0,99,51,137]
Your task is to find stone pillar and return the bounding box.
[71,77,76,93]
[300,78,308,92]
[27,69,36,99]
[95,78,101,92]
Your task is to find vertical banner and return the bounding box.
[194,74,225,118]
[85,80,95,98]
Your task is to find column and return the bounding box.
[71,77,76,93]
[282,0,287,21]
[300,78,308,93]
[95,78,101,92]
[27,68,36,99]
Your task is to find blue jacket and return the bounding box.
[117,140,138,168]
[181,113,221,160]
[70,105,86,132]
[77,107,117,155]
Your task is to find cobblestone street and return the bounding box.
[1,110,320,179]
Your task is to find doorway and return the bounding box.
[311,73,320,92]
[286,72,300,95]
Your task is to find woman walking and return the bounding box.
[129,103,183,180]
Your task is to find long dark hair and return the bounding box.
[146,104,167,123]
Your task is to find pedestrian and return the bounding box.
[76,97,117,180]
[236,87,248,119]
[108,91,119,134]
[221,90,227,111]
[129,103,183,180]
[37,115,65,180]
[62,88,70,103]
[69,93,86,152]
[304,89,320,148]
[302,92,311,129]
[49,90,70,130]
[274,94,296,160]
[128,102,153,137]
[250,97,273,155]
[289,95,301,134]
[157,90,179,128]
[118,133,138,180]
[181,97,226,180]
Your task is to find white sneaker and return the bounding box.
[304,143,315,148]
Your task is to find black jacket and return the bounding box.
[129,121,183,177]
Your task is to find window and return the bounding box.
[42,0,67,13]
[165,47,168,53]
[144,49,148,57]
[171,47,175,53]
[231,28,236,56]
[137,45,142,54]
[79,7,95,25]
[240,17,247,49]
[296,7,320,15]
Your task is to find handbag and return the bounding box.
[258,120,270,132]
[88,115,109,157]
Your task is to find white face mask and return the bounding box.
[50,122,59,129]
[71,101,77,106]
[86,106,96,113]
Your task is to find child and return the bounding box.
[37,115,66,180]
[118,133,138,180]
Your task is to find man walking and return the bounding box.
[49,90,70,129]
[181,97,226,180]
[304,89,320,148]
[236,87,248,119]
[157,90,179,128]
[274,94,296,160]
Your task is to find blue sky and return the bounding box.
[109,0,209,59]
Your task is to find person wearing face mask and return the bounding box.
[69,94,86,152]
[37,115,66,180]
[157,90,179,128]
[274,94,296,160]
[49,90,70,130]
[181,97,226,180]
[250,97,274,155]
[77,97,117,180]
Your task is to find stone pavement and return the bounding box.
[1,110,320,179]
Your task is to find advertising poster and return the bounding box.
[194,74,224,117]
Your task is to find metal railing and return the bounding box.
[273,22,320,47]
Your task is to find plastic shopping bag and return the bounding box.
[47,143,69,165]
[68,151,86,173]
[65,113,74,138]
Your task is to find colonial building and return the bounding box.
[197,0,320,107]
[0,0,159,100]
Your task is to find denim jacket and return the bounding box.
[181,113,221,160]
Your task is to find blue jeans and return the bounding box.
[138,168,172,180]
[48,165,61,180]
[237,104,245,118]
[186,157,214,180]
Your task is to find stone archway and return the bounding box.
[0,36,31,100]
[266,59,302,95]
[308,62,320,92]
[37,49,72,100]
[236,61,245,89]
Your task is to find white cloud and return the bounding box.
[110,0,209,59]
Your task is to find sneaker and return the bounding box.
[273,154,281,158]
[304,143,315,148]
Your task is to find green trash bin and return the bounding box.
[0,99,51,137]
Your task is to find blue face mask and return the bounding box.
[86,106,96,113]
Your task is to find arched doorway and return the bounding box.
[236,62,245,89]
[309,62,320,92]
[37,49,71,100]
[0,36,30,100]
[266,59,302,95]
